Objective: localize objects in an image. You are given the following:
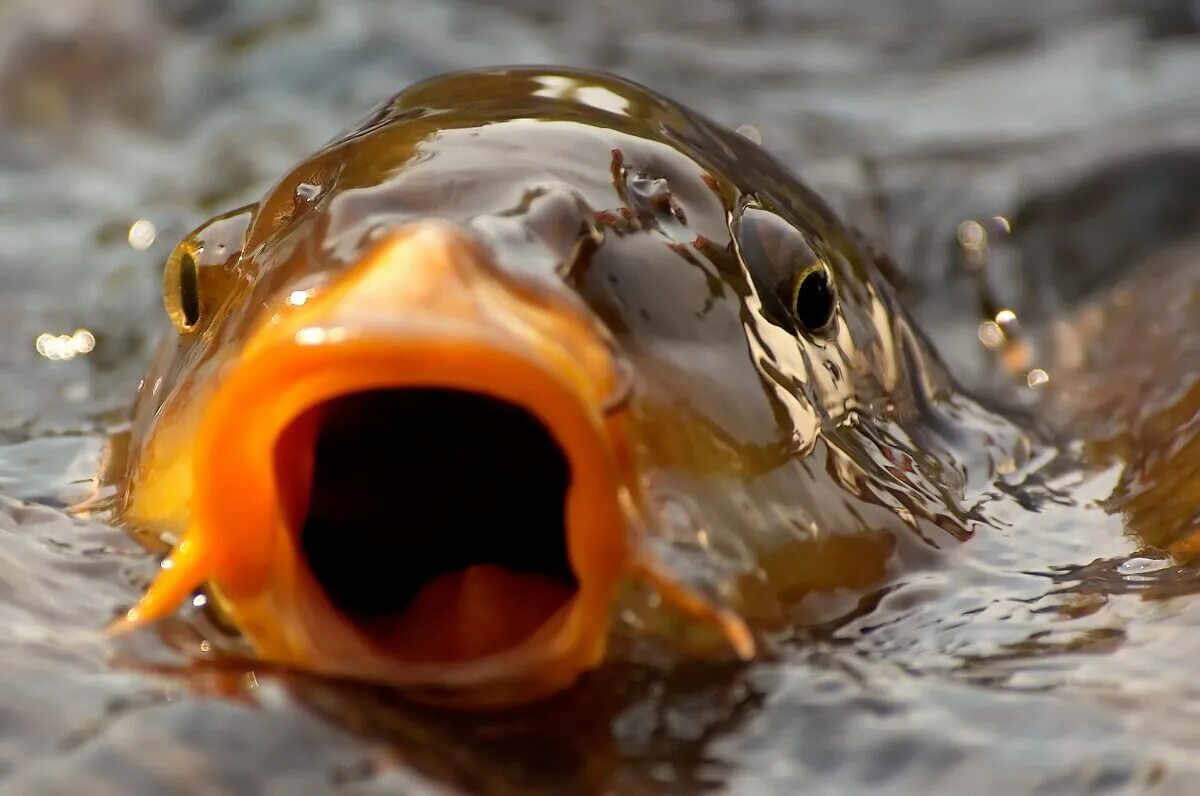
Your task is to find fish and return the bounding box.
[108,66,997,708]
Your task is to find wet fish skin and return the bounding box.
[110,66,990,705]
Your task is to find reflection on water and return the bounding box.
[35,329,96,362]
[2,0,1200,793]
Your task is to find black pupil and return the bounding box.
[179,252,201,328]
[794,269,835,332]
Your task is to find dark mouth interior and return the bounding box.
[288,388,576,625]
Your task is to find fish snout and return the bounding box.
[127,221,634,706]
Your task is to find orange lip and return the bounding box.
[116,221,634,706]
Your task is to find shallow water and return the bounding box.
[2,1,1200,793]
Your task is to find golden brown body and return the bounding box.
[112,67,992,706]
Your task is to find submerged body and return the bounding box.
[110,67,1016,706]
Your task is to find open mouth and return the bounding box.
[278,387,581,662]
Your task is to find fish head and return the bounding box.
[117,68,945,706]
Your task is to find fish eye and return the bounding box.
[159,205,255,336]
[733,206,839,337]
[163,244,203,334]
[791,262,836,334]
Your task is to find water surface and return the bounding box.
[2,1,1200,793]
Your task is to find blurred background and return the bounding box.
[1,1,1199,793]
[2,0,1199,442]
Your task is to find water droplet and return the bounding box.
[977,320,1005,349]
[957,220,987,251]
[294,182,323,203]
[1026,368,1050,389]
[72,329,95,352]
[735,124,763,145]
[127,219,157,250]
[34,328,95,361]
[1117,556,1169,575]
